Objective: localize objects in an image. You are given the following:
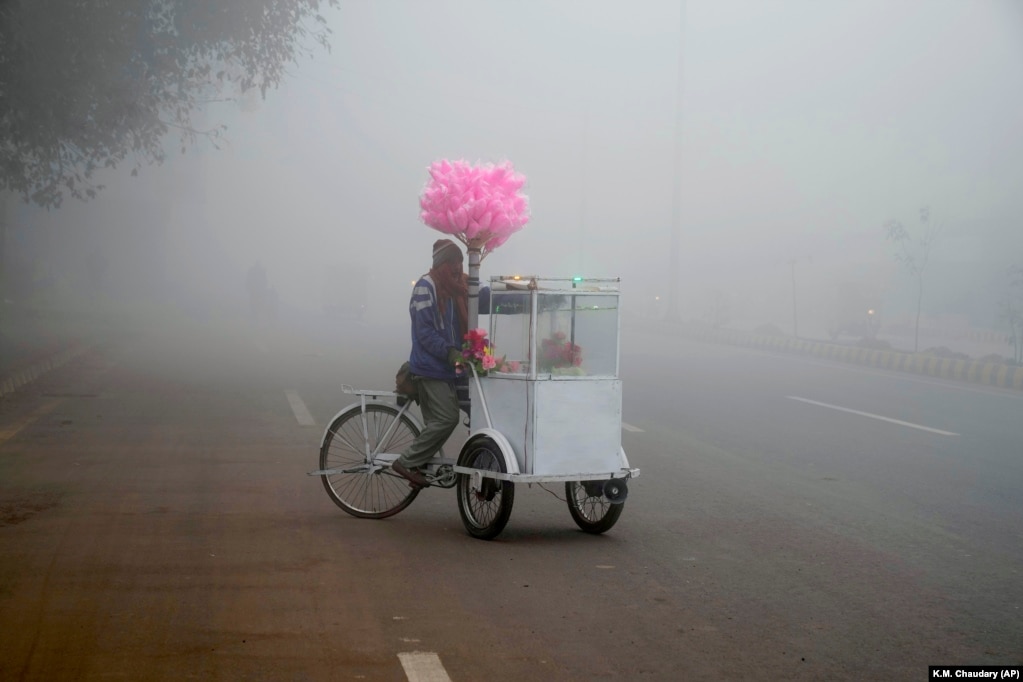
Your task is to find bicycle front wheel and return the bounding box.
[456,436,514,540]
[320,404,421,519]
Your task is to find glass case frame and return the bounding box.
[484,275,621,381]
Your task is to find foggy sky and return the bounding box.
[11,0,1023,332]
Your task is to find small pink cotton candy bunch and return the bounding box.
[419,159,529,257]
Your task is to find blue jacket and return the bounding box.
[408,274,461,381]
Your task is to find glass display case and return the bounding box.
[486,276,620,380]
[472,276,625,476]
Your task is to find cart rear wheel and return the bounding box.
[566,481,624,534]
[320,404,421,519]
[457,436,514,540]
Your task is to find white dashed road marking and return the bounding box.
[284,390,315,426]
[398,652,453,682]
[621,422,643,432]
[787,396,959,436]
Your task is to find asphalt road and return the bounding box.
[0,311,1020,681]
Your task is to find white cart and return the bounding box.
[310,275,639,540]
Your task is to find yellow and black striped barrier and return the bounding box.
[675,325,1023,391]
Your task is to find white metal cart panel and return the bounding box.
[530,378,622,475]
[470,376,622,476]
[470,377,529,473]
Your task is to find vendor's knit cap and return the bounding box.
[432,239,462,267]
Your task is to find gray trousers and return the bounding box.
[397,376,460,469]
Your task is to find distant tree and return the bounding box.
[0,0,337,209]
[884,206,941,353]
[998,264,1023,365]
[702,288,730,329]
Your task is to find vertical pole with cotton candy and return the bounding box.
[418,159,530,331]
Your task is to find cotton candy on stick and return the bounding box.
[419,159,530,328]
[419,160,529,255]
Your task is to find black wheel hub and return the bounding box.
[477,477,499,501]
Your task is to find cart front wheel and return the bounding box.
[457,436,514,540]
[566,480,624,534]
[320,404,421,519]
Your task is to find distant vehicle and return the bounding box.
[322,265,368,320]
[826,280,881,341]
[827,308,880,341]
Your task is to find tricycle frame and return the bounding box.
[310,274,639,539]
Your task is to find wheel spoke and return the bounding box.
[328,425,364,458]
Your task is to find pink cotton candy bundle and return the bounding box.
[419,159,530,257]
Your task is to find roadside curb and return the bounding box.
[663,323,1023,392]
[0,341,93,400]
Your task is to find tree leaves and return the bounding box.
[0,0,337,208]
[884,206,941,277]
[883,205,943,351]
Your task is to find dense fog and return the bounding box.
[5,0,1022,348]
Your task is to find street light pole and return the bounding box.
[665,0,687,323]
[789,258,798,338]
[578,111,588,276]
